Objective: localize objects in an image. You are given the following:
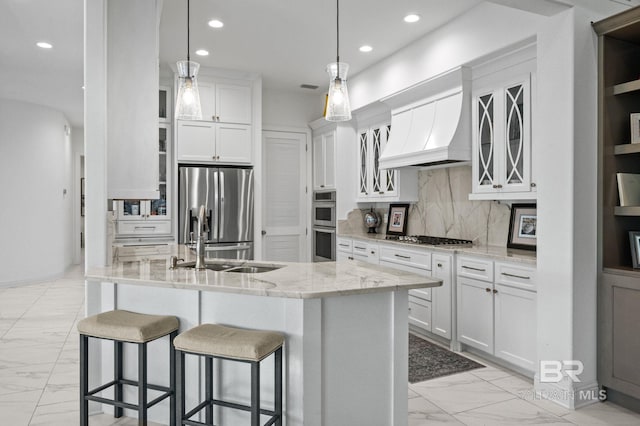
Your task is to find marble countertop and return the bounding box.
[87,245,442,299]
[339,233,537,265]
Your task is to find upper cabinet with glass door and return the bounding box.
[470,73,535,201]
[357,122,417,202]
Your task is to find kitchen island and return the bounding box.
[86,245,442,425]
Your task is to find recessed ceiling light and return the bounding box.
[359,45,373,53]
[36,41,53,49]
[404,14,420,23]
[208,19,224,28]
[195,49,209,56]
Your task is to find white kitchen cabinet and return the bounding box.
[115,123,172,238]
[470,73,536,201]
[356,123,418,202]
[159,85,171,123]
[494,283,537,371]
[431,254,453,339]
[457,255,537,371]
[337,237,379,264]
[409,295,432,332]
[313,130,336,190]
[198,81,252,124]
[177,120,252,164]
[457,276,494,353]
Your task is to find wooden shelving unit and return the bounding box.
[594,7,640,405]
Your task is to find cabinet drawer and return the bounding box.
[457,256,494,282]
[409,295,432,332]
[336,237,352,253]
[353,241,379,263]
[495,262,536,291]
[116,221,171,236]
[379,246,431,270]
[409,288,432,302]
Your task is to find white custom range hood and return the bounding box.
[379,67,471,169]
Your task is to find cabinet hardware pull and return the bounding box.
[348,256,354,260]
[394,254,411,259]
[134,226,156,230]
[339,243,349,247]
[379,191,384,194]
[485,288,491,292]
[320,185,325,188]
[462,265,486,272]
[212,155,216,159]
[501,272,530,280]
[370,251,375,254]
[354,246,365,250]
[437,263,443,267]
[493,289,498,294]
[531,182,537,188]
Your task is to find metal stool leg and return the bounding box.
[205,356,213,424]
[275,347,283,425]
[170,331,177,426]
[138,342,148,426]
[80,335,89,426]
[251,361,260,426]
[114,340,124,418]
[177,350,185,426]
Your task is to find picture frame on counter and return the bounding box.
[386,203,409,236]
[507,203,537,251]
[629,231,640,268]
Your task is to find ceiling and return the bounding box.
[0,0,637,128]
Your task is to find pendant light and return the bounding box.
[325,0,351,122]
[175,0,202,120]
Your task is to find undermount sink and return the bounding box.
[226,265,282,274]
[171,261,282,273]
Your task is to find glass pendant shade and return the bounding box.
[175,60,202,120]
[325,62,351,122]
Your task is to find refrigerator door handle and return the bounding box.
[220,171,225,240]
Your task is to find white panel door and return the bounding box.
[216,123,252,164]
[494,284,537,370]
[262,130,307,262]
[431,254,452,339]
[177,120,215,162]
[457,276,493,352]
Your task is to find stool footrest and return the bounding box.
[183,397,279,424]
[86,395,138,411]
[85,379,173,410]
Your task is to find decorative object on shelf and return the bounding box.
[617,173,640,206]
[507,203,537,251]
[175,0,202,120]
[629,231,640,268]
[363,208,380,233]
[386,203,410,236]
[325,0,351,122]
[631,113,640,144]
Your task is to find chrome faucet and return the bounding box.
[195,205,208,270]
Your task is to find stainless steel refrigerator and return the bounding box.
[178,166,254,260]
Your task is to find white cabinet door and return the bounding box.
[198,82,216,121]
[177,120,215,162]
[431,254,452,339]
[216,83,251,124]
[216,123,252,164]
[312,131,336,190]
[457,277,494,352]
[494,284,537,370]
[409,295,432,332]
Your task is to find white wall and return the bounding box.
[0,98,73,284]
[263,88,320,130]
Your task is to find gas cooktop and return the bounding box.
[385,235,473,245]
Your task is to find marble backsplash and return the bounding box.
[338,166,512,246]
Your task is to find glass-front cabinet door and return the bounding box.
[357,123,396,200]
[116,123,171,223]
[472,74,531,196]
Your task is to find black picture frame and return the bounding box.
[386,203,410,236]
[507,203,537,251]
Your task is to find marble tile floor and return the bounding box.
[2,267,640,425]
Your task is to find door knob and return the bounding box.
[261,230,267,235]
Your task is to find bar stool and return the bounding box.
[174,324,284,426]
[77,310,180,426]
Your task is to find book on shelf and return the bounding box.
[617,173,640,206]
[631,113,640,144]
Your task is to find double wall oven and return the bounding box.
[313,191,336,262]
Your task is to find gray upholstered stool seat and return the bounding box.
[175,324,284,426]
[78,310,179,426]
[77,309,179,343]
[174,323,284,361]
